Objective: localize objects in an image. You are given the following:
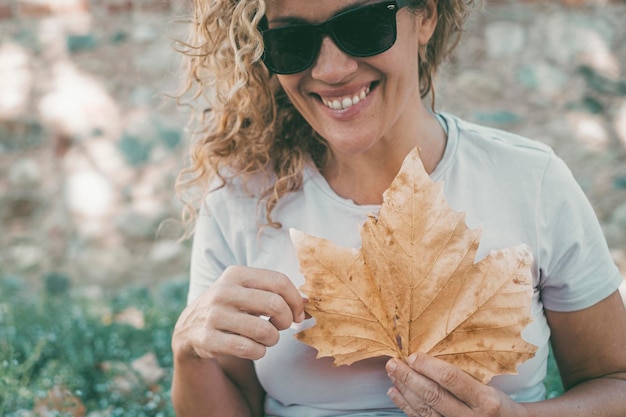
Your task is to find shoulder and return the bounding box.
[440,112,558,181]
[201,171,270,214]
[197,172,273,236]
[448,113,551,152]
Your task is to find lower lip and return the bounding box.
[318,85,375,120]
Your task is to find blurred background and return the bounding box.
[0,0,625,415]
[1,0,191,292]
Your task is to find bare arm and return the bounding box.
[522,290,626,417]
[171,354,264,417]
[170,266,305,417]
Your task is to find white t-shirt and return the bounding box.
[188,113,622,417]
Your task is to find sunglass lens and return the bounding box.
[263,26,316,74]
[333,4,397,56]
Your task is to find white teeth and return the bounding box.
[322,87,370,110]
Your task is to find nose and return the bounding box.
[310,36,358,83]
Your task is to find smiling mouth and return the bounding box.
[320,85,372,111]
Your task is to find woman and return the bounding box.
[170,0,626,416]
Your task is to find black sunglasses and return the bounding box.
[259,0,411,75]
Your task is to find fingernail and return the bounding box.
[407,353,417,365]
[386,360,397,372]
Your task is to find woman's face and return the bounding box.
[263,0,437,160]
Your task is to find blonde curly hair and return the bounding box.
[175,0,475,235]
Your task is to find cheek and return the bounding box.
[392,19,421,69]
[276,76,301,97]
[277,77,306,106]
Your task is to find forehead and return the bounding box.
[264,0,369,23]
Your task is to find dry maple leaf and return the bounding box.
[33,385,86,417]
[290,147,537,384]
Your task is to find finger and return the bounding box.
[226,266,305,324]
[387,386,441,417]
[387,358,469,417]
[195,330,267,360]
[226,286,297,331]
[407,353,494,410]
[303,297,312,319]
[212,307,280,348]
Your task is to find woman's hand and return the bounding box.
[386,353,528,417]
[172,265,306,361]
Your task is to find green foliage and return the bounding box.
[545,344,565,399]
[0,272,187,417]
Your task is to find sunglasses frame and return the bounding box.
[259,0,411,75]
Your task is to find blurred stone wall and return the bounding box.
[0,0,191,289]
[0,0,625,296]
